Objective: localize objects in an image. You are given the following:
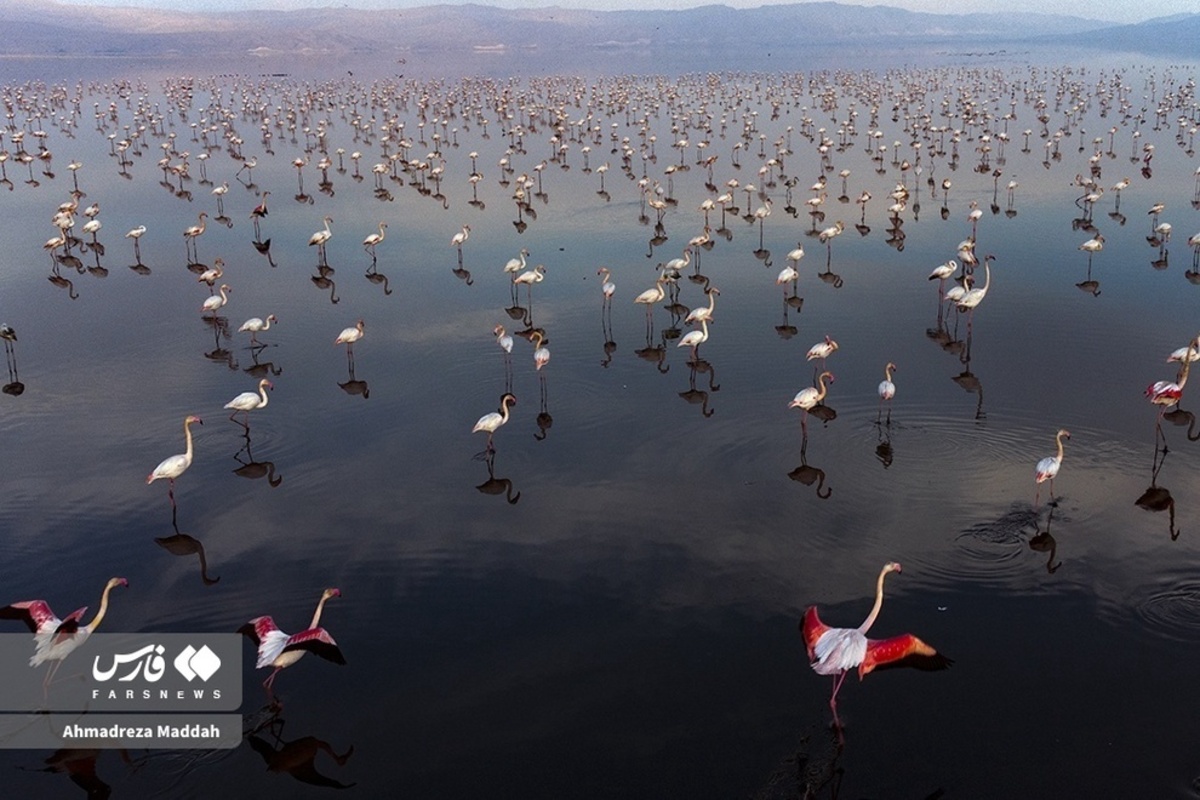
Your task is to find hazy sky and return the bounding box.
[54,0,1190,25]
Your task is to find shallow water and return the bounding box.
[1,46,1199,797]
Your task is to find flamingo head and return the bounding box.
[501,392,517,408]
[493,324,505,336]
[108,577,130,590]
[219,284,231,292]
[821,371,836,384]
[323,587,341,601]
[185,415,203,425]
[883,562,902,576]
[886,362,897,373]
[261,380,274,391]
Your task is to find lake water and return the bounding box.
[1,45,1199,798]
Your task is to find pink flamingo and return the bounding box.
[1,577,129,694]
[239,588,345,697]
[801,563,949,738]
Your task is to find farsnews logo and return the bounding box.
[174,644,221,682]
[92,644,221,683]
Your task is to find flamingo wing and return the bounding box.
[1035,456,1060,483]
[283,628,346,665]
[800,606,830,660]
[238,615,281,647]
[859,633,952,677]
[0,600,62,634]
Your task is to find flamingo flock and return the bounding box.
[5,59,1200,764]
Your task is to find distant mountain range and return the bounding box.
[0,1,1196,59]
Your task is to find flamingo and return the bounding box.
[308,216,333,257]
[776,264,799,294]
[0,577,129,694]
[239,588,345,697]
[197,258,224,291]
[513,263,546,303]
[633,277,667,323]
[878,362,897,415]
[473,392,517,452]
[801,562,950,735]
[1148,339,1197,429]
[531,331,550,371]
[786,244,805,266]
[1035,428,1071,505]
[183,212,207,260]
[677,317,710,359]
[146,415,202,508]
[789,371,835,434]
[956,254,994,323]
[124,224,146,260]
[201,283,231,316]
[928,259,956,291]
[806,335,839,367]
[493,324,514,355]
[597,266,616,307]
[250,190,270,237]
[335,320,365,357]
[238,314,276,346]
[685,286,719,324]
[818,220,844,246]
[362,222,387,258]
[225,379,273,425]
[504,248,530,276]
[451,224,470,261]
[1167,335,1200,363]
[1079,233,1104,268]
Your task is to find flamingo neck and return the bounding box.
[1181,347,1196,387]
[258,384,270,407]
[183,418,195,461]
[87,582,117,632]
[816,374,829,401]
[857,566,893,634]
[309,594,331,630]
[980,261,991,292]
[884,364,893,382]
[706,291,717,312]
[1055,431,1066,461]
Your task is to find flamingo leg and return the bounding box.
[168,478,177,509]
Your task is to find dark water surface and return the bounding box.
[1,45,1199,797]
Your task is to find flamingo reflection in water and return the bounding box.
[477,450,521,504]
[679,356,720,417]
[156,531,221,586]
[240,588,346,699]
[0,577,129,695]
[1029,506,1063,574]
[29,747,134,798]
[1137,442,1179,540]
[789,435,831,497]
[233,426,284,488]
[801,563,951,742]
[246,705,356,789]
[2,323,19,393]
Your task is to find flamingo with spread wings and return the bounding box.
[239,588,345,697]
